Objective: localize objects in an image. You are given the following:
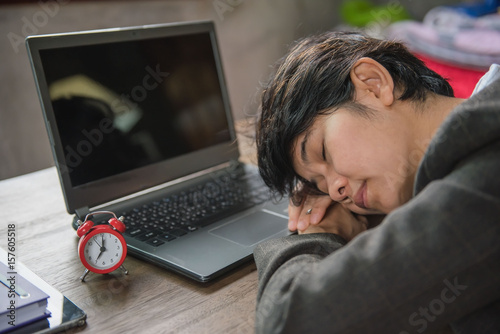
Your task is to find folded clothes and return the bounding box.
[387,21,500,68]
[385,5,500,69]
[446,0,500,17]
[424,6,500,31]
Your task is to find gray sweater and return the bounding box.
[254,77,500,334]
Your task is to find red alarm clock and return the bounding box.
[76,211,128,282]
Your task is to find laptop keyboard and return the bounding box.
[119,168,271,247]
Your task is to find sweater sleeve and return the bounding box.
[254,172,500,333]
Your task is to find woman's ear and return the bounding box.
[350,57,395,107]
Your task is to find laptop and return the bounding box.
[26,21,289,282]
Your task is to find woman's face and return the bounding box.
[292,107,420,215]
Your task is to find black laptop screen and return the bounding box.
[39,32,230,187]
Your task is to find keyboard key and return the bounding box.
[146,238,165,247]
[159,234,177,242]
[126,228,144,237]
[135,231,157,241]
[169,229,187,237]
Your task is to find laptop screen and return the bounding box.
[27,22,239,213]
[39,32,230,188]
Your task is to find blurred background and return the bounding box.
[1,0,498,180]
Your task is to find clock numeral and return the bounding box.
[110,259,114,263]
[102,261,106,266]
[89,256,92,261]
[116,253,119,257]
[117,245,120,250]
[115,239,118,243]
[89,241,93,246]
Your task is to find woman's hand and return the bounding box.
[298,202,369,242]
[288,194,333,232]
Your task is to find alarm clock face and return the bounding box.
[79,228,127,274]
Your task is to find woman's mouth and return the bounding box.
[353,182,368,209]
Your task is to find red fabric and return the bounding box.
[415,53,487,98]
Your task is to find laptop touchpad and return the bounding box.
[209,211,288,247]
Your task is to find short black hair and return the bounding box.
[256,31,453,203]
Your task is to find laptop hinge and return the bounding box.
[75,206,90,220]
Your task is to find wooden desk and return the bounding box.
[0,125,261,333]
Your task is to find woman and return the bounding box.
[254,31,500,333]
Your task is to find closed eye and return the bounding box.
[321,142,326,161]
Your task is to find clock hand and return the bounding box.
[96,244,107,260]
[96,234,108,261]
[93,236,102,248]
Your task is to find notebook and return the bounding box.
[26,21,289,282]
[0,248,86,333]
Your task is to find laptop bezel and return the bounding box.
[26,21,240,214]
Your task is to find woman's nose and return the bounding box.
[326,173,349,202]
